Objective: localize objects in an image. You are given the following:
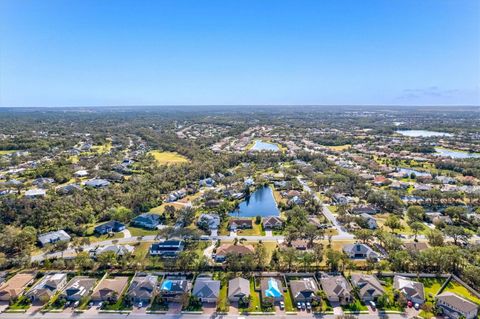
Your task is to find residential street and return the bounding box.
[0,312,410,319]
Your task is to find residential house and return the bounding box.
[199,178,215,187]
[205,199,223,208]
[260,277,284,303]
[360,213,378,229]
[262,216,284,230]
[435,292,478,319]
[393,276,425,304]
[228,219,253,231]
[290,278,319,303]
[132,213,162,229]
[214,244,255,262]
[61,276,97,301]
[56,183,81,195]
[126,274,158,305]
[350,274,385,302]
[332,193,354,205]
[25,188,46,198]
[351,205,378,215]
[94,220,126,235]
[0,272,36,301]
[38,230,71,247]
[149,240,185,258]
[90,276,129,302]
[74,170,89,178]
[90,245,134,258]
[197,214,221,230]
[159,277,191,302]
[320,275,352,305]
[343,243,381,261]
[228,277,250,302]
[192,275,221,303]
[32,178,55,187]
[26,273,68,303]
[84,179,110,189]
[288,239,309,251]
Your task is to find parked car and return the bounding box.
[369,301,376,310]
[306,302,311,310]
[407,301,413,308]
[279,301,284,310]
[301,302,306,310]
[414,303,420,310]
[297,302,302,310]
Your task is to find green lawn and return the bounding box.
[442,280,480,305]
[217,283,229,312]
[342,298,368,312]
[8,296,31,310]
[237,223,263,236]
[148,295,169,311]
[418,277,447,302]
[128,226,158,237]
[240,279,261,312]
[283,289,294,311]
[148,150,189,165]
[0,150,18,155]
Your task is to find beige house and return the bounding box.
[0,272,36,301]
[90,276,129,302]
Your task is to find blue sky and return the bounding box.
[1,0,479,107]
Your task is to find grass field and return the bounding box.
[325,145,351,151]
[148,151,189,165]
[0,150,18,155]
[128,226,158,237]
[419,277,447,301]
[442,280,480,305]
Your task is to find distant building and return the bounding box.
[25,188,46,198]
[359,213,378,229]
[38,230,71,247]
[84,179,110,189]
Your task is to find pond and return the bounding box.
[396,130,452,137]
[434,147,480,159]
[397,168,431,177]
[229,186,280,217]
[250,140,280,151]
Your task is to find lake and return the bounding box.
[396,130,452,137]
[250,140,280,151]
[435,147,480,159]
[229,186,280,217]
[398,168,431,177]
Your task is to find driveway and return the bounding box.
[265,230,273,236]
[122,229,131,238]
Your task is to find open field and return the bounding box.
[148,150,189,165]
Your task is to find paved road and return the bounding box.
[297,177,354,240]
[0,312,409,319]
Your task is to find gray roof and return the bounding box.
[192,278,221,299]
[436,292,478,313]
[27,273,67,299]
[350,274,385,299]
[290,278,318,300]
[393,276,425,302]
[38,230,71,246]
[228,277,250,299]
[127,275,158,300]
[320,276,352,300]
[343,243,380,259]
[62,277,97,300]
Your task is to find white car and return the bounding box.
[279,301,285,310]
